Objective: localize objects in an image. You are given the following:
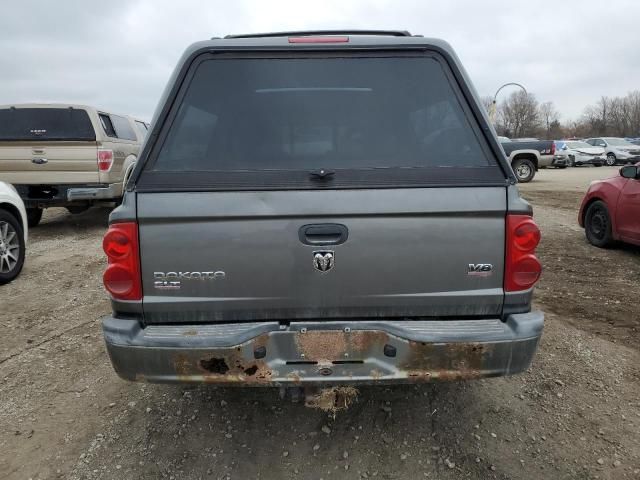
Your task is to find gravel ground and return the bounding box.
[1,166,639,479]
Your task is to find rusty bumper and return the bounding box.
[103,312,543,385]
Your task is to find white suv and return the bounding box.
[0,182,27,284]
[585,137,640,166]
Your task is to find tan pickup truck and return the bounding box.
[0,104,148,226]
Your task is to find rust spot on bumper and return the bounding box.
[401,341,493,382]
[172,334,272,384]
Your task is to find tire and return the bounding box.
[512,158,535,183]
[0,209,26,285]
[26,208,43,228]
[568,156,575,167]
[605,154,617,166]
[584,200,614,248]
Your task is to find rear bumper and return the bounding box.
[66,183,121,201]
[103,312,544,385]
[15,183,122,207]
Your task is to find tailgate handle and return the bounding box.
[32,158,48,165]
[299,224,348,246]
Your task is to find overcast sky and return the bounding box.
[1,0,639,122]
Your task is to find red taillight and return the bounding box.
[103,222,141,300]
[505,215,542,292]
[288,36,349,43]
[551,142,556,155]
[513,221,541,251]
[97,149,114,172]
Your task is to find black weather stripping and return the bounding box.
[224,30,413,39]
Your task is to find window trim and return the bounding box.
[134,120,149,140]
[135,120,148,131]
[135,49,511,191]
[99,113,117,138]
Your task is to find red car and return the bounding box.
[579,164,640,247]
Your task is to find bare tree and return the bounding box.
[563,119,589,138]
[582,96,611,136]
[480,89,640,139]
[539,102,559,138]
[578,92,640,137]
[608,97,627,136]
[548,119,563,139]
[628,90,640,135]
[498,91,540,138]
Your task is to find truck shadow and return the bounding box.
[33,207,112,233]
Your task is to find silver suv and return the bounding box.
[585,137,640,166]
[101,31,544,386]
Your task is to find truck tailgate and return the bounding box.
[138,187,505,323]
[0,141,99,184]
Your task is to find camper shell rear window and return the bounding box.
[139,51,505,190]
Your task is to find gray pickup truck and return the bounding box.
[101,30,544,387]
[499,137,558,183]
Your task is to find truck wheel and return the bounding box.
[0,209,26,285]
[512,158,535,183]
[605,154,616,166]
[26,208,43,228]
[585,201,613,248]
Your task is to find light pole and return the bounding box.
[490,82,528,123]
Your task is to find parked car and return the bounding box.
[584,137,640,166]
[579,163,640,247]
[553,140,569,165]
[0,104,149,226]
[498,136,558,182]
[101,30,544,387]
[556,140,605,167]
[0,182,27,284]
[626,138,640,146]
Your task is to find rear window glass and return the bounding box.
[146,55,502,189]
[0,108,95,141]
[111,115,138,141]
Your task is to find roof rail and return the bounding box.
[223,30,413,39]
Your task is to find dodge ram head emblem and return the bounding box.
[313,251,334,272]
